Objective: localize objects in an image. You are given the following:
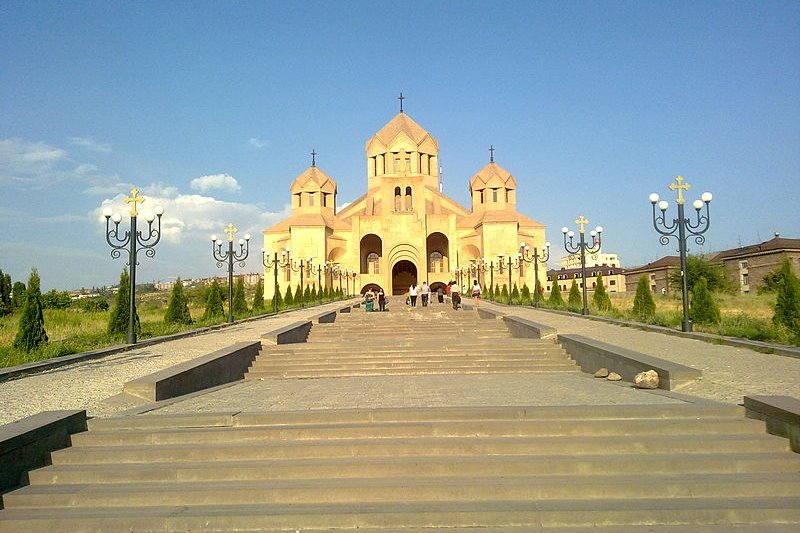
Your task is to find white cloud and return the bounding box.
[69,136,112,152]
[190,173,241,193]
[0,138,69,186]
[247,138,268,149]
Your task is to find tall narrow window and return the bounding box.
[394,187,402,211]
[367,253,379,274]
[308,193,315,207]
[430,252,443,273]
[492,189,498,202]
[405,186,413,210]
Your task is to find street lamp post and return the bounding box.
[103,188,163,344]
[649,176,712,332]
[211,224,250,324]
[520,241,551,308]
[561,216,603,316]
[261,249,292,314]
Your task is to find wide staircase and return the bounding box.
[1,306,798,531]
[245,308,579,379]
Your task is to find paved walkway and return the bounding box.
[1,297,798,425]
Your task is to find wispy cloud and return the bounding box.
[247,137,268,149]
[189,173,241,193]
[0,138,69,186]
[69,136,112,152]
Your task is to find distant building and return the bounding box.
[623,256,680,295]
[547,265,626,294]
[559,249,620,270]
[713,235,800,293]
[235,273,263,287]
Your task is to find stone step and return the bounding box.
[251,353,568,365]
[8,473,800,508]
[248,360,575,373]
[1,497,798,532]
[245,366,582,379]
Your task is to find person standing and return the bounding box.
[472,279,482,306]
[364,288,375,312]
[409,283,418,307]
[377,287,386,311]
[450,281,461,310]
[420,282,430,307]
[437,286,444,304]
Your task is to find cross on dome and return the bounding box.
[397,92,405,113]
[489,145,495,163]
[311,149,317,167]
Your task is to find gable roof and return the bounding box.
[469,161,517,189]
[624,255,680,274]
[368,112,438,151]
[715,236,800,260]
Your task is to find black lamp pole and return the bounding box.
[212,224,250,324]
[103,188,163,345]
[649,176,713,332]
[520,241,551,308]
[561,216,603,316]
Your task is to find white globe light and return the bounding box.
[561,226,569,234]
[658,200,669,211]
[590,230,596,237]
[111,213,122,223]
[702,192,713,203]
[153,206,164,216]
[545,241,551,248]
[244,233,251,241]
[649,193,660,204]
[595,226,603,233]
[102,207,113,218]
[260,247,265,253]
[238,238,245,245]
[211,234,217,242]
[144,211,155,222]
[693,199,704,210]
[568,231,575,238]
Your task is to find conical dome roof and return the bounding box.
[469,161,517,189]
[290,166,336,194]
[367,112,439,153]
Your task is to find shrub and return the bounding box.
[592,272,613,312]
[632,275,656,321]
[202,279,225,319]
[669,254,733,294]
[252,279,264,311]
[568,281,582,311]
[548,283,564,307]
[232,277,248,315]
[164,278,192,325]
[108,268,141,336]
[521,283,531,305]
[14,269,48,352]
[773,258,800,335]
[73,296,109,312]
[501,284,509,302]
[511,284,520,304]
[689,277,721,325]
[294,284,303,306]
[283,284,294,307]
[41,289,72,309]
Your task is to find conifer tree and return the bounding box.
[294,284,303,306]
[511,283,520,305]
[568,280,582,311]
[14,269,48,352]
[592,272,613,312]
[689,276,720,325]
[273,281,283,310]
[632,275,656,321]
[501,284,509,302]
[232,277,248,314]
[310,284,317,304]
[0,269,12,316]
[493,284,500,301]
[202,279,225,320]
[773,258,800,334]
[12,281,26,310]
[521,283,531,305]
[303,284,311,304]
[164,277,192,325]
[252,279,264,311]
[534,279,543,306]
[283,284,294,307]
[108,268,141,336]
[548,282,564,307]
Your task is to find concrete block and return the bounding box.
[744,395,800,452]
[262,321,313,345]
[502,316,556,339]
[477,307,505,320]
[557,334,701,390]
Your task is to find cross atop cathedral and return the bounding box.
[669,175,691,205]
[125,188,144,216]
[575,215,590,234]
[224,223,238,242]
[311,149,317,167]
[398,92,405,113]
[489,145,495,163]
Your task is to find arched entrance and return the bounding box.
[392,260,417,295]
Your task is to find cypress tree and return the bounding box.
[252,279,264,311]
[202,279,225,319]
[108,268,140,336]
[0,269,11,316]
[548,282,564,307]
[164,277,192,325]
[592,272,613,312]
[493,284,500,301]
[12,281,26,309]
[511,283,520,305]
[521,283,531,305]
[303,284,311,304]
[501,284,509,302]
[14,269,48,352]
[534,279,543,305]
[568,280,582,311]
[232,277,248,314]
[283,284,294,307]
[310,284,317,303]
[632,275,656,321]
[773,258,800,334]
[689,276,720,325]
[294,284,303,306]
[273,281,283,310]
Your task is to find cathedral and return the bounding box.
[262,106,547,295]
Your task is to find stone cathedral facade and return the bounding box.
[262,110,546,295]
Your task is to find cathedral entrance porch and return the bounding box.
[392,260,417,295]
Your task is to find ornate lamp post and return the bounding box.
[649,176,712,332]
[561,215,603,316]
[286,256,307,307]
[103,188,163,344]
[261,248,292,314]
[211,224,250,323]
[520,241,551,308]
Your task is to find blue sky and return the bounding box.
[1,1,798,290]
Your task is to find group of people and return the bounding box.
[362,287,386,312]
[406,280,483,310]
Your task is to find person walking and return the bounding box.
[409,283,418,307]
[437,286,444,304]
[420,282,430,307]
[377,287,386,311]
[364,288,375,312]
[471,279,482,306]
[450,281,461,310]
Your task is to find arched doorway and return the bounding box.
[392,260,417,295]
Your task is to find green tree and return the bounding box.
[164,278,192,325]
[252,279,264,311]
[592,272,613,312]
[283,284,295,307]
[41,289,72,309]
[521,283,531,305]
[548,282,564,307]
[0,269,11,316]
[303,284,311,304]
[14,269,48,352]
[232,277,248,314]
[11,281,26,309]
[568,280,582,311]
[202,279,225,320]
[533,279,543,306]
[294,284,303,305]
[511,284,520,304]
[501,283,509,302]
[632,275,656,321]
[773,258,800,334]
[273,281,283,310]
[689,276,721,325]
[669,254,732,294]
[108,268,141,336]
[310,284,317,304]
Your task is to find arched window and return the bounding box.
[308,192,315,207]
[492,189,498,202]
[394,187,402,211]
[430,251,443,273]
[405,186,413,210]
[367,252,379,274]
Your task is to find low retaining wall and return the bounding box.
[502,316,557,339]
[557,334,702,390]
[124,341,262,402]
[262,321,313,345]
[477,307,504,320]
[0,410,87,502]
[744,395,800,453]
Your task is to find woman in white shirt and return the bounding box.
[409,283,418,307]
[471,280,482,306]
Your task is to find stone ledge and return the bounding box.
[0,410,87,501]
[502,316,557,339]
[476,307,505,320]
[744,395,800,453]
[262,321,313,345]
[123,341,262,402]
[557,334,702,391]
